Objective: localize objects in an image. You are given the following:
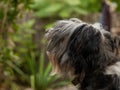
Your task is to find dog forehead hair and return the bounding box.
[46,20,86,53]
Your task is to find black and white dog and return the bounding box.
[45,18,120,90]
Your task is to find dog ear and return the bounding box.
[69,25,102,54]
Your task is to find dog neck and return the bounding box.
[72,50,120,86]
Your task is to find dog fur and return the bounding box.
[45,18,120,90]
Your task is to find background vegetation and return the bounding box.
[0,0,120,90]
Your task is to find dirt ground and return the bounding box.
[53,85,77,90]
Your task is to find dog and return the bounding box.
[45,18,120,90]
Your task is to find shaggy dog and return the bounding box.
[45,18,120,90]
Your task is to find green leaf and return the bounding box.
[39,53,44,78]
[30,75,35,90]
[59,8,71,18]
[74,7,88,15]
[43,63,51,78]
[35,3,62,18]
[64,0,80,6]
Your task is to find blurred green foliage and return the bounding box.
[31,0,120,18]
[32,53,69,90]
[0,0,69,89]
[31,0,101,18]
[0,0,120,90]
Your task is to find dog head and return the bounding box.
[45,18,120,80]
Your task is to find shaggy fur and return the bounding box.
[45,18,120,90]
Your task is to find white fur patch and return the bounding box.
[105,62,120,76]
[92,23,103,29]
[61,52,68,64]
